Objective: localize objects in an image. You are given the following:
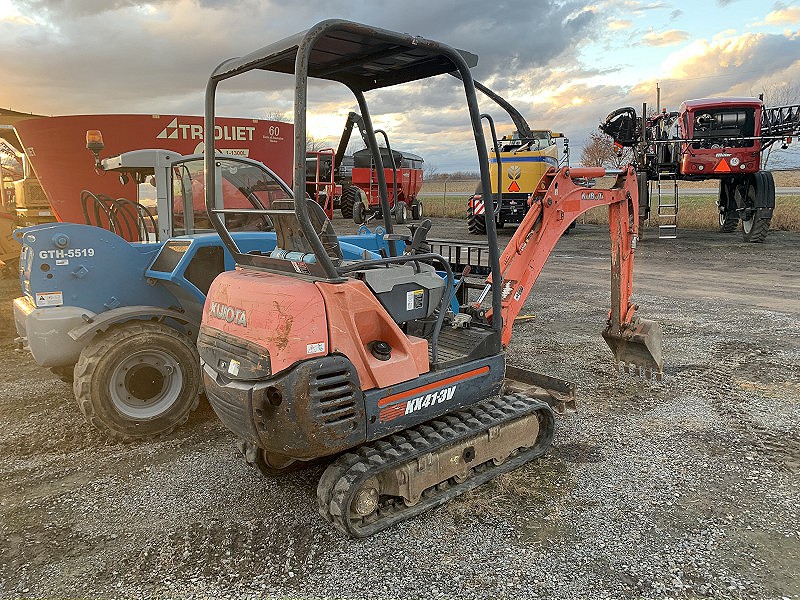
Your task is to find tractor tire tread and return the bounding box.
[340,186,358,219]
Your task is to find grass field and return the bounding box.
[418,177,800,230]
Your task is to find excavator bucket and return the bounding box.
[602,317,664,381]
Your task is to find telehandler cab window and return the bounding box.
[171,158,284,235]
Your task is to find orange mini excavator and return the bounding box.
[197,20,664,537]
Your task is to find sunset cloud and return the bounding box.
[1,0,798,171]
[641,29,690,46]
[764,6,800,25]
[608,19,633,30]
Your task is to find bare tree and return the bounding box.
[263,109,288,122]
[755,81,799,169]
[581,131,632,168]
[306,136,331,152]
[422,164,439,180]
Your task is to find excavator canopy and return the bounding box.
[210,20,478,91]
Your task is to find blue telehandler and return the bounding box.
[13,139,393,439]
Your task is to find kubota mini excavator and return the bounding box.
[198,20,664,537]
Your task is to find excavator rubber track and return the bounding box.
[317,393,554,538]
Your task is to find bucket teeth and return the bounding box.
[603,317,664,381]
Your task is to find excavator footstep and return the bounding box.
[603,317,664,381]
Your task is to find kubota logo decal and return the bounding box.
[208,301,247,326]
[507,165,522,192]
[157,118,256,142]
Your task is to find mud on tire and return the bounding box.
[73,321,201,440]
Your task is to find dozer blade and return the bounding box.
[602,317,664,380]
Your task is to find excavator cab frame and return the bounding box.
[204,19,506,336]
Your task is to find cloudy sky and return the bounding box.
[1,0,799,172]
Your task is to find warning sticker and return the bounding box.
[307,342,325,355]
[227,359,240,376]
[406,289,424,311]
[35,291,63,307]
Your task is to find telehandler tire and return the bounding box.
[73,321,201,440]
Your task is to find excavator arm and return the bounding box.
[483,165,663,378]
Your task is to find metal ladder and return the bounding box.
[656,171,678,239]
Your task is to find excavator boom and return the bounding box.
[484,165,663,378]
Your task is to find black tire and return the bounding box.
[340,186,358,219]
[411,199,423,220]
[50,365,75,384]
[73,321,201,440]
[353,199,366,225]
[394,201,408,225]
[741,172,773,243]
[467,196,486,235]
[718,177,738,233]
[636,173,649,237]
[636,173,650,220]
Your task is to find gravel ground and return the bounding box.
[1,219,798,599]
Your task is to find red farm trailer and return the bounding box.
[347,145,424,224]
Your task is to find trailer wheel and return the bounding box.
[353,200,366,225]
[394,201,408,224]
[466,196,486,235]
[73,321,201,440]
[411,199,423,220]
[741,172,773,243]
[340,186,358,219]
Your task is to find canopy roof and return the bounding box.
[211,19,478,91]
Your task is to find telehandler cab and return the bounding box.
[198,20,664,537]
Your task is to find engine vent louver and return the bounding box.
[310,367,358,426]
